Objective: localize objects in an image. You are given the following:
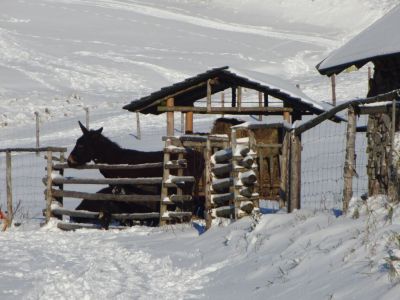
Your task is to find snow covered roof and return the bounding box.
[123,66,336,119]
[317,5,400,76]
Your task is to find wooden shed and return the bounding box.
[124,66,341,212]
[123,66,337,134]
[317,5,400,200]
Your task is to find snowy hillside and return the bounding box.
[1,0,400,299]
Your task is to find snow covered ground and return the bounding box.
[1,0,400,299]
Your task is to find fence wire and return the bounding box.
[0,152,47,224]
[301,114,368,211]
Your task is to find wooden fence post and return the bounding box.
[207,79,212,112]
[136,112,141,140]
[84,107,90,130]
[331,75,336,106]
[166,98,174,136]
[205,138,212,229]
[160,140,170,226]
[237,87,242,112]
[343,105,356,213]
[6,151,13,228]
[35,112,40,150]
[45,150,54,222]
[185,111,193,134]
[280,131,290,208]
[388,99,398,202]
[289,132,301,212]
[258,92,263,121]
[180,113,185,133]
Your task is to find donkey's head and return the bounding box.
[67,121,104,167]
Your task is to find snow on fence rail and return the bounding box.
[44,139,195,230]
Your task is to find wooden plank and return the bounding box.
[51,207,160,220]
[49,189,160,202]
[52,162,163,171]
[258,92,263,121]
[57,221,127,231]
[0,147,67,153]
[162,211,192,220]
[342,105,356,213]
[164,147,187,154]
[158,106,293,114]
[50,176,163,185]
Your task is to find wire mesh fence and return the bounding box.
[0,152,48,224]
[301,114,368,211]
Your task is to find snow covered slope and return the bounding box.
[1,1,400,299]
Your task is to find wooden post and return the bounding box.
[136,112,141,140]
[166,97,174,136]
[185,111,193,134]
[289,132,301,212]
[45,150,54,222]
[388,99,398,202]
[58,151,65,206]
[258,92,263,121]
[221,91,225,117]
[331,74,336,106]
[232,87,237,107]
[258,147,265,200]
[84,107,89,129]
[231,129,239,219]
[237,87,242,111]
[160,139,170,226]
[181,113,185,133]
[6,151,13,228]
[205,138,212,229]
[35,112,40,150]
[279,132,290,208]
[368,66,372,90]
[207,79,212,112]
[283,111,291,123]
[343,105,356,213]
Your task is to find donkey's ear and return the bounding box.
[94,127,103,135]
[78,121,89,135]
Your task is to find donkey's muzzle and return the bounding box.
[67,155,78,167]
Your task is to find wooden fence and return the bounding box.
[44,139,195,230]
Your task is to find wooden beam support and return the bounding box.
[207,79,212,112]
[289,133,301,212]
[331,74,336,106]
[185,111,193,134]
[158,106,293,114]
[232,87,236,107]
[166,97,174,136]
[342,105,356,213]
